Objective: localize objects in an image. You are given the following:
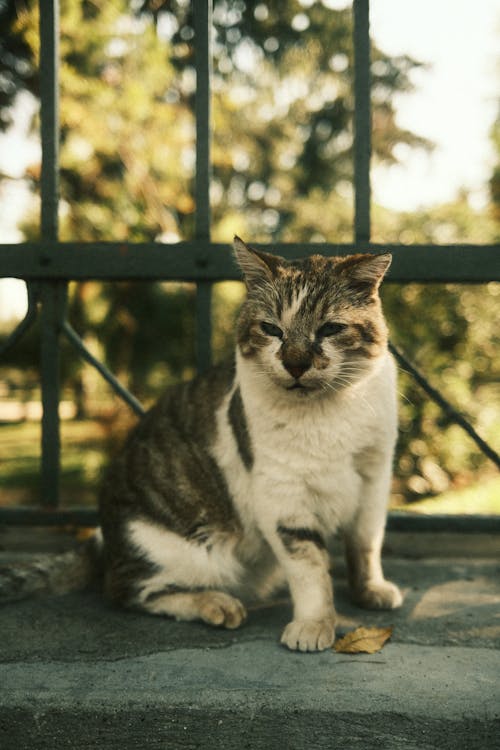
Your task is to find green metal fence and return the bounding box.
[1,0,499,530]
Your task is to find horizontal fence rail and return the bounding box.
[0,0,499,530]
[1,242,499,282]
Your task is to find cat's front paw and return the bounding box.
[280,616,336,652]
[353,580,403,610]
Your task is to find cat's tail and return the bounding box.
[0,531,103,604]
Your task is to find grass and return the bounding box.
[393,476,500,516]
[0,419,109,507]
[0,418,499,514]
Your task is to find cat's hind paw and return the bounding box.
[280,616,336,652]
[197,591,247,629]
[353,580,403,610]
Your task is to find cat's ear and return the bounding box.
[337,253,392,291]
[233,236,283,287]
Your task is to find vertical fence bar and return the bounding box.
[194,0,213,373]
[353,0,371,245]
[40,282,66,507]
[40,0,59,250]
[39,0,64,506]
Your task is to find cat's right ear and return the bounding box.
[233,236,283,288]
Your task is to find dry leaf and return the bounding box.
[333,626,393,654]
[75,526,98,542]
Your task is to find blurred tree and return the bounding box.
[139,0,429,239]
[4,0,199,405]
[489,109,500,237]
[0,0,38,132]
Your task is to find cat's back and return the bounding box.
[139,359,236,445]
[99,360,237,528]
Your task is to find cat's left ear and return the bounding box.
[233,235,283,287]
[339,253,392,291]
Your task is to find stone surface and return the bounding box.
[1,552,500,749]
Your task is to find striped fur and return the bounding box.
[99,237,402,652]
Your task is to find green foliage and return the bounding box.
[0,0,38,131]
[0,420,106,507]
[383,282,499,501]
[489,112,500,238]
[86,281,197,395]
[138,0,429,240]
[372,196,499,500]
[58,0,195,241]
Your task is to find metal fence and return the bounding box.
[1,0,499,531]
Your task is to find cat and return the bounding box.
[98,236,403,652]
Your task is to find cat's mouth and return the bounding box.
[286,381,315,393]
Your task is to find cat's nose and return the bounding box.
[281,341,312,380]
[283,360,310,380]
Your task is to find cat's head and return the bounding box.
[234,236,391,397]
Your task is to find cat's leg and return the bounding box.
[105,519,248,629]
[107,568,248,629]
[344,453,403,610]
[261,515,336,652]
[137,586,247,629]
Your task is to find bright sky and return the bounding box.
[0,0,498,320]
[370,0,499,211]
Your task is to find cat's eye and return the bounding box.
[260,321,283,339]
[316,322,346,338]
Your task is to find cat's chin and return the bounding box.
[286,387,314,397]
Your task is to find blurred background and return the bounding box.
[0,0,498,513]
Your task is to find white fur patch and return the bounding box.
[127,519,243,602]
[280,283,309,328]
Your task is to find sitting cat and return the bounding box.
[99,236,403,652]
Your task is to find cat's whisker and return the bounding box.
[396,390,414,406]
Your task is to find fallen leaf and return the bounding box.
[333,626,393,654]
[75,526,99,542]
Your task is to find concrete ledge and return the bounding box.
[3,640,500,716]
[384,531,500,558]
[1,555,500,749]
[3,655,500,750]
[3,710,499,750]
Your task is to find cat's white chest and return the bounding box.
[249,396,364,525]
[238,353,397,534]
